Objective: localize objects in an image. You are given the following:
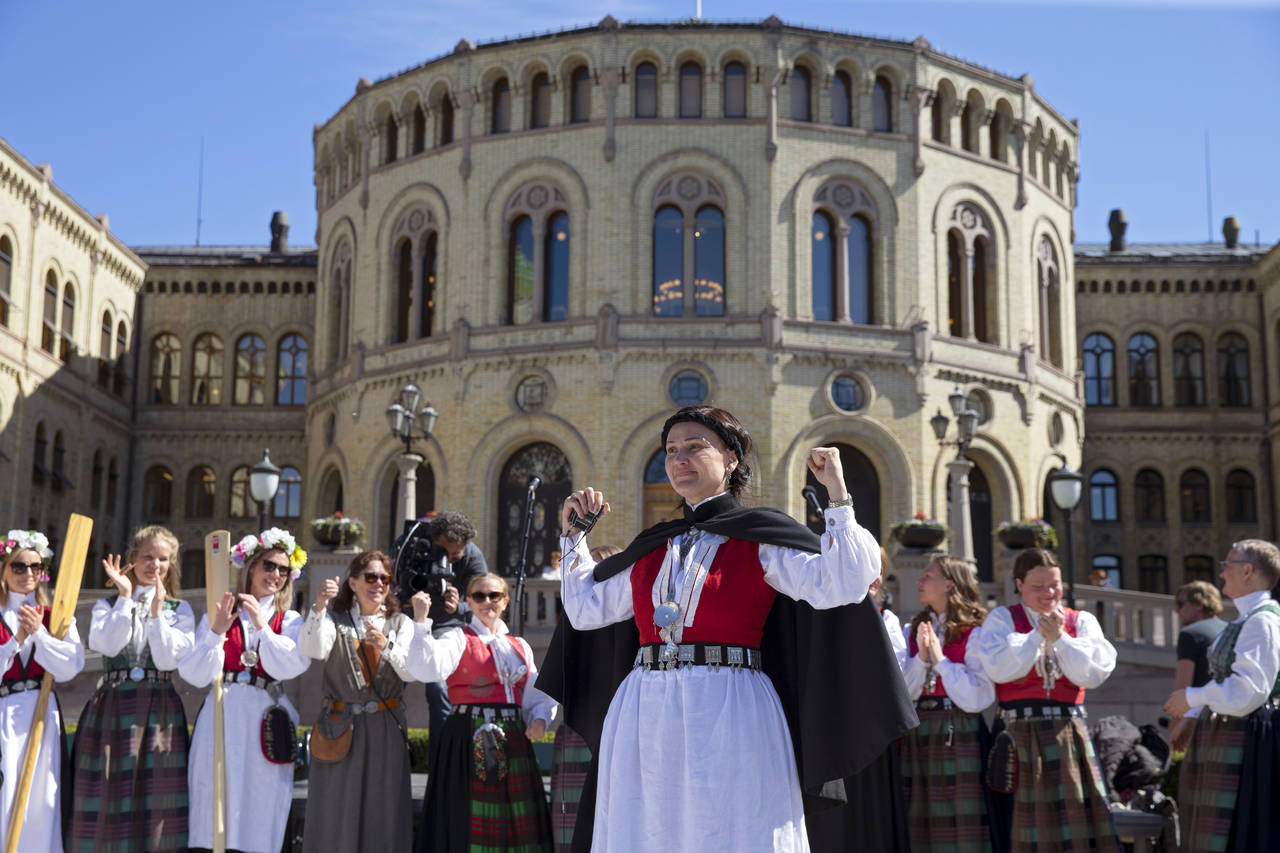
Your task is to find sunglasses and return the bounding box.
[7,561,41,575]
[469,590,507,603]
[361,573,391,586]
[260,561,291,576]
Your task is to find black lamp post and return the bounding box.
[249,448,282,533]
[385,383,440,534]
[1048,465,1085,608]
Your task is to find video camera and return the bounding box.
[391,520,456,605]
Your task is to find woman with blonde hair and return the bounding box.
[71,525,194,851]
[899,555,998,852]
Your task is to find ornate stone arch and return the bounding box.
[811,179,880,324]
[503,180,573,325]
[650,171,728,317]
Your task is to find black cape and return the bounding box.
[536,494,917,851]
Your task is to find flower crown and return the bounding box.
[231,527,307,579]
[4,530,53,583]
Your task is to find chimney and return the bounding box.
[1222,216,1240,249]
[1107,209,1127,253]
[270,211,289,254]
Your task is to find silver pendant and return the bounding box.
[236,670,252,684]
[653,600,682,629]
[128,666,146,682]
[240,649,259,669]
[925,668,938,694]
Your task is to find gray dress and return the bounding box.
[302,610,412,852]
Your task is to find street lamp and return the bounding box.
[932,388,982,563]
[386,383,440,535]
[249,448,282,533]
[1048,465,1085,608]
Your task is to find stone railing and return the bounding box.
[1071,586,1178,668]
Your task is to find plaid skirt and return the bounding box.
[549,724,592,853]
[1180,704,1280,853]
[419,705,552,853]
[899,706,992,852]
[68,678,190,852]
[1006,714,1119,853]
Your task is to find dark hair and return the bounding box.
[661,406,754,497]
[429,510,476,544]
[330,550,400,615]
[1012,548,1060,585]
[910,555,988,645]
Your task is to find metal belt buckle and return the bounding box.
[705,646,722,671]
[128,666,146,682]
[266,681,284,700]
[363,700,379,714]
[678,645,696,667]
[235,670,252,685]
[640,647,654,668]
[727,646,744,671]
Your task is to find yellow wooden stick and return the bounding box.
[205,530,232,853]
[4,513,91,853]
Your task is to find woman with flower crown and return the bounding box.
[70,525,195,852]
[179,528,310,853]
[0,529,85,852]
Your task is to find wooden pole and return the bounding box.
[4,513,91,853]
[205,530,232,853]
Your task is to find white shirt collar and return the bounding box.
[133,584,155,603]
[4,591,34,613]
[469,615,509,638]
[688,491,730,511]
[1232,589,1273,620]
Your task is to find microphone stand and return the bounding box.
[802,485,824,524]
[512,478,540,635]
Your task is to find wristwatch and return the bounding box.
[827,496,853,508]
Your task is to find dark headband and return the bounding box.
[661,411,744,463]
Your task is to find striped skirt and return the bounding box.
[68,678,190,852]
[1006,714,1119,853]
[899,706,992,852]
[1180,704,1280,853]
[549,724,592,853]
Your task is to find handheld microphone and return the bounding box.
[802,485,823,518]
[527,474,542,493]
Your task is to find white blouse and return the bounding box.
[1185,589,1280,718]
[178,596,309,687]
[0,592,84,681]
[409,615,557,725]
[975,604,1116,690]
[297,605,417,682]
[900,614,996,713]
[883,608,908,671]
[88,585,195,671]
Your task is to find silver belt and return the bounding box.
[999,703,1086,722]
[0,679,39,697]
[222,670,284,698]
[635,643,762,672]
[916,696,955,712]
[454,704,521,721]
[104,667,171,684]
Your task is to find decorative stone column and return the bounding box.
[395,452,425,534]
[603,68,619,162]
[458,90,475,180]
[947,457,975,563]
[908,85,929,177]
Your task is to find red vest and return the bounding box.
[631,538,777,647]
[908,623,975,698]
[994,604,1086,704]
[222,609,287,678]
[0,606,52,682]
[446,626,531,705]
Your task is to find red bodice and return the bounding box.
[0,606,52,682]
[222,609,287,677]
[908,623,975,698]
[446,626,531,705]
[994,604,1086,704]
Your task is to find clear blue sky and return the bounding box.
[3,0,1277,248]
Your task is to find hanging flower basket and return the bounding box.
[995,518,1057,550]
[310,512,366,549]
[891,514,950,550]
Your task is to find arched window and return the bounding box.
[32,422,47,485]
[98,310,113,386]
[1135,469,1165,523]
[530,72,551,129]
[545,212,570,322]
[328,241,351,365]
[947,204,994,342]
[186,466,216,518]
[679,62,702,118]
[506,183,571,325]
[384,111,398,163]
[0,235,11,327]
[653,206,683,316]
[811,180,878,325]
[90,449,103,507]
[41,271,57,353]
[318,467,344,517]
[273,466,302,518]
[790,66,812,122]
[848,216,872,325]
[871,75,892,132]
[1082,333,1115,406]
[803,444,881,545]
[388,207,438,341]
[1128,333,1161,407]
[1218,332,1251,407]
[276,334,307,405]
[1184,555,1215,584]
[992,102,1013,162]
[1092,554,1122,589]
[1172,333,1205,407]
[811,212,836,321]
[233,334,266,405]
[142,465,173,520]
[651,173,727,317]
[191,333,224,405]
[1180,469,1211,523]
[51,431,67,489]
[569,66,591,123]
[642,449,679,528]
[439,94,455,145]
[831,70,852,126]
[960,100,978,153]
[1226,469,1257,523]
[723,62,747,118]
[946,231,963,337]
[106,457,118,514]
[1138,555,1169,594]
[1089,469,1119,521]
[149,333,181,405]
[491,78,511,134]
[930,92,945,143]
[411,103,426,153]
[421,232,437,336]
[114,320,128,394]
[497,443,572,575]
[634,62,657,118]
[393,239,412,343]
[972,239,989,342]
[693,206,725,316]
[1036,236,1062,366]
[228,465,252,517]
[508,216,535,324]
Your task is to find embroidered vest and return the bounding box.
[908,623,975,698]
[0,606,52,682]
[223,609,288,678]
[101,595,181,672]
[994,604,1086,705]
[446,626,531,705]
[1208,600,1280,699]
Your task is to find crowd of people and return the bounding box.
[0,404,1276,852]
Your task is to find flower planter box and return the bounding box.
[895,525,947,549]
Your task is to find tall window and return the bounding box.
[1138,555,1169,594]
[569,66,591,123]
[946,205,993,343]
[393,240,412,343]
[149,333,181,405]
[650,173,727,317]
[328,241,351,366]
[1128,333,1161,407]
[90,450,103,507]
[273,466,302,518]
[60,283,76,360]
[812,180,877,324]
[832,70,852,127]
[545,213,570,322]
[790,66,812,121]
[1082,333,1115,406]
[848,216,872,324]
[723,62,746,118]
[142,466,173,520]
[1135,468,1165,522]
[106,457,118,514]
[508,216,535,324]
[692,206,725,316]
[530,72,551,129]
[491,78,511,133]
[98,310,113,386]
[1092,554,1122,589]
[653,206,683,316]
[1089,469,1119,521]
[1218,332,1251,407]
[811,212,835,321]
[186,466,216,518]
[51,431,66,488]
[229,466,252,517]
[872,75,892,132]
[960,100,978,153]
[0,235,11,327]
[1036,236,1062,366]
[421,233,437,336]
[931,91,946,143]
[1184,555,1215,584]
[384,112,397,163]
[1226,469,1257,523]
[233,334,266,405]
[114,321,128,394]
[276,334,307,405]
[947,232,962,337]
[1180,469,1211,523]
[439,93,455,145]
[191,333,224,405]
[503,185,574,324]
[411,103,426,153]
[679,62,702,118]
[1172,333,1205,407]
[41,271,57,353]
[634,62,657,118]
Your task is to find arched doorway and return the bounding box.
[496,442,572,576]
[804,443,881,544]
[968,463,993,582]
[384,460,435,549]
[317,467,344,517]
